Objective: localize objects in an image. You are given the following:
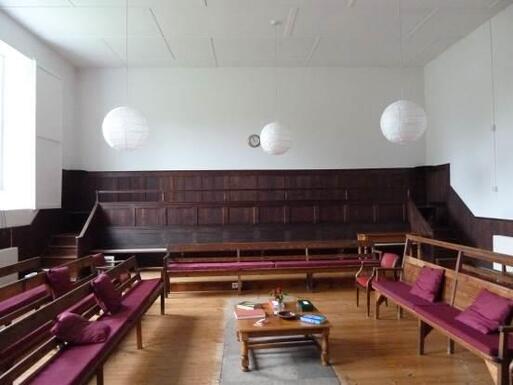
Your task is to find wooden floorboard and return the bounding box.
[92,274,493,385]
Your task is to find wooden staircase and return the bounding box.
[416,202,465,262]
[40,211,90,266]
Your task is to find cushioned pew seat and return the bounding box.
[413,304,513,357]
[168,261,275,272]
[372,280,437,308]
[274,259,366,268]
[25,279,162,385]
[0,285,49,319]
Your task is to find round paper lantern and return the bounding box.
[380,100,427,144]
[102,106,149,151]
[260,122,292,155]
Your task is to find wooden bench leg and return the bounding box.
[397,305,403,320]
[418,320,432,355]
[365,287,371,318]
[96,366,104,385]
[237,275,242,295]
[447,338,454,354]
[355,286,360,308]
[160,288,166,315]
[306,273,313,292]
[375,293,386,320]
[485,360,510,385]
[136,320,143,349]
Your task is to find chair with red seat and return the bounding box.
[355,252,400,317]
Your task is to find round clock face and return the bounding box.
[248,134,261,148]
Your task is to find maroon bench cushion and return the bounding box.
[168,261,274,272]
[26,279,162,385]
[0,285,49,319]
[413,304,513,357]
[372,280,436,308]
[275,259,364,269]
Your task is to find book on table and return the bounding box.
[299,314,327,325]
[234,308,266,320]
[236,301,262,310]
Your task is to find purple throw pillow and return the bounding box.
[91,273,122,314]
[46,267,73,298]
[455,289,513,334]
[409,267,444,302]
[51,312,110,345]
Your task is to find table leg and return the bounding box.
[240,334,249,372]
[321,329,330,366]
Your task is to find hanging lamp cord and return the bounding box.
[398,0,404,100]
[489,19,498,192]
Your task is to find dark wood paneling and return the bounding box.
[103,208,134,226]
[377,204,405,223]
[0,209,63,260]
[135,208,166,226]
[347,205,374,223]
[228,207,253,225]
[423,163,513,250]
[167,207,197,225]
[318,206,345,223]
[289,206,315,224]
[198,207,223,225]
[258,207,285,224]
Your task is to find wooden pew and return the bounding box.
[0,255,103,326]
[373,234,513,385]
[164,239,378,293]
[0,257,165,385]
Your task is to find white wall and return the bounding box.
[0,11,76,227]
[76,66,425,171]
[425,4,513,220]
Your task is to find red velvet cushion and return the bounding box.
[51,313,110,345]
[380,253,399,268]
[455,290,513,334]
[409,267,444,302]
[0,285,49,318]
[46,267,73,298]
[91,273,122,314]
[414,303,513,356]
[373,280,434,308]
[356,275,372,287]
[92,253,106,267]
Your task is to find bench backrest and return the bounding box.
[167,240,376,263]
[0,257,43,281]
[403,235,513,310]
[0,257,141,384]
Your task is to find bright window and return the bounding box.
[0,40,36,210]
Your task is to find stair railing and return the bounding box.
[76,202,103,257]
[406,199,434,238]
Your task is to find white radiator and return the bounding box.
[493,235,513,273]
[0,247,19,286]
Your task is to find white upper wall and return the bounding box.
[424,3,513,220]
[76,66,425,171]
[0,10,76,226]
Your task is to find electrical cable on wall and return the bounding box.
[489,19,498,193]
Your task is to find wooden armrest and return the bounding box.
[499,325,513,333]
[139,267,163,272]
[375,267,403,280]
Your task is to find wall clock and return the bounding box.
[248,134,261,148]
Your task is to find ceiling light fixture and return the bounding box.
[260,20,292,156]
[102,0,149,151]
[380,0,427,145]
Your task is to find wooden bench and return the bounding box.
[164,240,379,293]
[0,255,105,326]
[373,234,513,385]
[0,256,165,385]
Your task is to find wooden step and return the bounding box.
[50,233,77,246]
[44,245,77,257]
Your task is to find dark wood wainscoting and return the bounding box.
[0,209,63,260]
[423,164,513,250]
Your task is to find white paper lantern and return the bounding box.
[102,106,149,151]
[260,122,292,155]
[380,100,427,144]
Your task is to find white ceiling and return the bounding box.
[1,0,511,68]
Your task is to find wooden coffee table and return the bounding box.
[235,301,331,372]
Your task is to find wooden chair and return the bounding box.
[355,252,399,317]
